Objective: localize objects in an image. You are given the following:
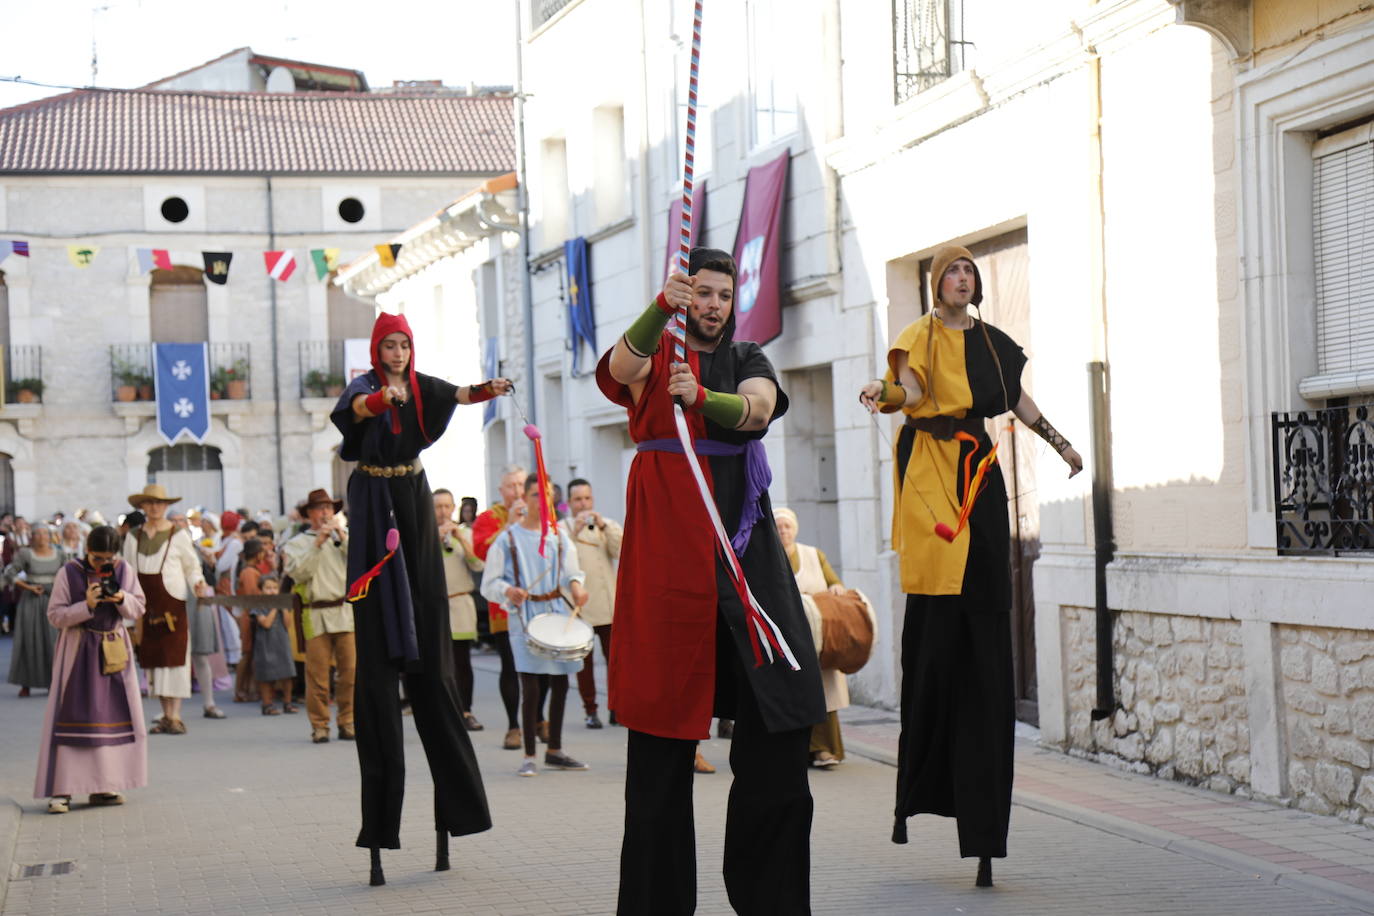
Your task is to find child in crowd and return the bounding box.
[251,575,297,715]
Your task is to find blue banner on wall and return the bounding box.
[482,337,500,430]
[155,342,210,445]
[563,237,597,377]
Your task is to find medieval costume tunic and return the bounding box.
[332,314,490,851]
[5,547,63,689]
[35,559,147,799]
[884,246,1027,860]
[596,312,825,915]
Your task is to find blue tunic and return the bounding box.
[479,524,586,676]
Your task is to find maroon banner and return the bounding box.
[663,180,707,285]
[731,150,789,345]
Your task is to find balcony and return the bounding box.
[4,345,44,404]
[1272,404,1374,555]
[110,343,252,402]
[297,340,347,399]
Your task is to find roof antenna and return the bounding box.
[90,5,111,87]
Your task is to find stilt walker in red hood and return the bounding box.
[331,312,511,886]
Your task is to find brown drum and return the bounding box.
[810,590,875,674]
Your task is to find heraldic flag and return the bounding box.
[731,149,790,346]
[0,241,29,263]
[155,343,210,445]
[375,243,402,268]
[136,248,173,274]
[563,237,597,376]
[203,252,232,285]
[264,250,297,282]
[67,245,100,269]
[311,248,340,279]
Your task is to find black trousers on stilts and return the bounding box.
[617,638,813,915]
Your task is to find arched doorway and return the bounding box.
[148,444,223,511]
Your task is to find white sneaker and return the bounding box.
[47,796,70,814]
[517,760,538,777]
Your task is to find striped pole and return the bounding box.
[670,0,703,364]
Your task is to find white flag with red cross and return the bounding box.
[263,250,297,282]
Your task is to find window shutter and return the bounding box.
[1312,122,1374,385]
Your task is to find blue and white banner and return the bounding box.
[563,236,597,377]
[155,343,210,445]
[482,337,500,430]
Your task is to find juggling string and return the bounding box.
[667,1,798,672]
[508,384,555,557]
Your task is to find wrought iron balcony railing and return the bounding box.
[4,345,43,404]
[110,342,252,402]
[297,340,348,398]
[1272,404,1374,555]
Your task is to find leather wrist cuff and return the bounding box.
[468,382,496,404]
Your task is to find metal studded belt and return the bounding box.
[358,459,424,478]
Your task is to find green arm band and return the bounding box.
[699,387,746,428]
[623,295,674,357]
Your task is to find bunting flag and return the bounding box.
[67,244,100,268]
[154,342,210,445]
[481,337,500,430]
[311,248,340,280]
[730,149,790,345]
[563,236,597,377]
[374,243,402,268]
[263,250,296,282]
[203,252,232,285]
[663,181,707,284]
[136,248,173,274]
[0,240,29,263]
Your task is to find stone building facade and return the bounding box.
[0,55,513,520]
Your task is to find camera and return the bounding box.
[97,564,120,600]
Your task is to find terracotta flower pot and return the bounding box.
[16,389,37,404]
[325,384,344,398]
[138,384,154,401]
[210,389,222,401]
[116,385,137,402]
[226,379,248,400]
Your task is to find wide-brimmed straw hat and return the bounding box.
[128,484,181,508]
[296,488,343,513]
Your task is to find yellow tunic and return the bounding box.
[885,314,977,596]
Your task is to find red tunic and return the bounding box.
[596,336,720,739]
[470,506,510,634]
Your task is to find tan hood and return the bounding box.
[929,245,983,307]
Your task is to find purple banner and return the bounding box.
[731,150,789,346]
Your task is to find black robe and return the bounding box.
[332,370,491,849]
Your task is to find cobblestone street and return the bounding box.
[1,641,1371,915]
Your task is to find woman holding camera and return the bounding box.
[35,525,147,814]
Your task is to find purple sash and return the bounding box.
[637,437,772,555]
[53,563,135,748]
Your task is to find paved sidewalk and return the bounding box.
[0,637,1371,914]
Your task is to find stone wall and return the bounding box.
[1279,625,1374,822]
[1063,607,1252,794]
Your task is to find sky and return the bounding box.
[0,0,519,108]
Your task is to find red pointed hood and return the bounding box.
[369,312,430,443]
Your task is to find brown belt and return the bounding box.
[905,414,985,441]
[358,459,424,478]
[307,598,345,609]
[447,590,473,599]
[528,589,563,602]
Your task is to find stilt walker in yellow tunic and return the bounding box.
[859,245,1082,889]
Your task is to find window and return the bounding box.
[530,0,574,31]
[0,453,12,516]
[540,136,571,247]
[150,266,208,343]
[593,105,628,225]
[747,0,799,148]
[893,0,967,104]
[1312,120,1374,385]
[148,444,224,511]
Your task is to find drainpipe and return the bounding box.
[266,175,286,516]
[1087,49,1116,721]
[636,0,654,304]
[514,5,538,461]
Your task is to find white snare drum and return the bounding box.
[525,612,594,662]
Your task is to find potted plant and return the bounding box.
[135,370,155,401]
[225,358,249,400]
[303,368,330,398]
[324,372,345,398]
[12,377,43,403]
[210,365,229,400]
[113,357,144,402]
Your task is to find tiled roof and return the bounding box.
[0,90,514,175]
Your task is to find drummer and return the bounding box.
[479,475,591,777]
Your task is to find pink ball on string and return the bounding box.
[523,424,541,441]
[934,522,956,543]
[386,528,400,551]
